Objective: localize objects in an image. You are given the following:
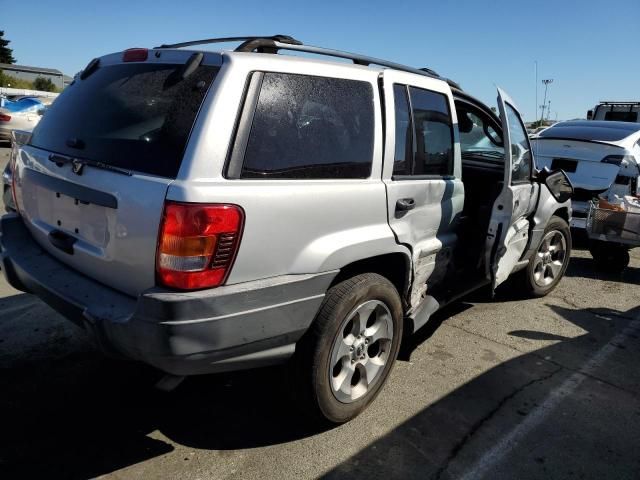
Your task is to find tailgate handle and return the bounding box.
[48,229,77,255]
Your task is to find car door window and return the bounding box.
[504,103,532,183]
[392,84,454,178]
[240,72,374,179]
[409,86,454,176]
[393,84,412,176]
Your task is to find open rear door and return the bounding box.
[486,88,537,289]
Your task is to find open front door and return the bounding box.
[486,88,537,289]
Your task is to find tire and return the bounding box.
[519,216,571,297]
[292,273,403,424]
[589,241,630,273]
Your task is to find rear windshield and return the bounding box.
[604,111,638,122]
[538,123,637,142]
[29,62,218,178]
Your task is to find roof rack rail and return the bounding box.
[155,35,302,50]
[235,37,443,81]
[156,35,458,85]
[420,68,461,90]
[597,101,640,105]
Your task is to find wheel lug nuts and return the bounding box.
[365,339,369,344]
[351,359,355,364]
[350,347,354,352]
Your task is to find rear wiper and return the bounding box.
[48,153,133,177]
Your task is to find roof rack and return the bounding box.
[154,35,454,84]
[597,101,640,105]
[155,35,302,50]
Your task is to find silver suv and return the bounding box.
[0,36,573,423]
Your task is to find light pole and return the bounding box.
[534,61,538,125]
[540,79,553,124]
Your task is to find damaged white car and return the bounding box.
[531,120,640,228]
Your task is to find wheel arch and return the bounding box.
[552,206,570,223]
[329,252,412,306]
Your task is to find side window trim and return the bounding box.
[225,71,264,179]
[229,71,375,180]
[391,83,414,178]
[405,85,418,174]
[393,174,456,181]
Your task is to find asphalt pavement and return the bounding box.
[0,146,638,479]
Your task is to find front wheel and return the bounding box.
[292,273,403,424]
[519,216,572,297]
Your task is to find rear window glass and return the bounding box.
[539,122,638,142]
[604,111,638,122]
[29,62,218,178]
[240,73,374,179]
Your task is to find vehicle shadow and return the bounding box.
[563,255,640,284]
[0,293,325,479]
[2,292,639,479]
[565,228,640,283]
[324,303,640,479]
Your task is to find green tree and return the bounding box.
[33,76,57,92]
[0,71,33,89]
[0,31,16,64]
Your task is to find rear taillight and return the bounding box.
[123,48,148,62]
[156,202,244,290]
[0,113,11,122]
[602,155,634,166]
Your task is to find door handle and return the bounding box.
[48,229,77,255]
[396,198,416,212]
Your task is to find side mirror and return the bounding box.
[544,169,573,203]
[586,110,593,120]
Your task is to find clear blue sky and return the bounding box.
[2,0,639,121]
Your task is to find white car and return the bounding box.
[0,101,46,143]
[531,120,640,228]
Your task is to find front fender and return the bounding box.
[523,184,571,261]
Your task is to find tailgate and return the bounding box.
[533,138,623,191]
[12,55,220,296]
[15,145,170,296]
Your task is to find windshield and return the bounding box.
[29,62,218,178]
[457,108,504,159]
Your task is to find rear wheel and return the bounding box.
[589,240,630,273]
[519,216,571,297]
[293,273,403,424]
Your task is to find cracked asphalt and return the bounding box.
[1,145,639,479]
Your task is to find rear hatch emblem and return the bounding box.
[72,160,84,175]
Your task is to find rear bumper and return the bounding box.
[0,214,335,375]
